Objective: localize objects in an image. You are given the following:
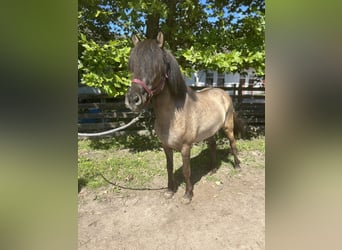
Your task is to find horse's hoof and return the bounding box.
[181,194,192,204]
[164,190,174,199]
[210,168,218,174]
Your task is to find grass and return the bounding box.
[237,136,265,168]
[78,134,265,190]
[78,134,165,189]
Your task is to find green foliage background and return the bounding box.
[78,0,265,97]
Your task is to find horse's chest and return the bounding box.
[154,120,185,150]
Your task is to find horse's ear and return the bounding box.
[132,34,139,46]
[156,32,164,48]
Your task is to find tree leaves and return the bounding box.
[78,33,130,97]
[181,45,258,75]
[78,0,265,96]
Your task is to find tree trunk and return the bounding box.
[165,0,177,51]
[146,13,160,39]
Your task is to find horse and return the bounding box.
[125,32,241,203]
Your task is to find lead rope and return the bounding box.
[78,114,142,137]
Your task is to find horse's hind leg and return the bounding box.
[207,136,217,173]
[223,112,241,169]
[163,146,174,198]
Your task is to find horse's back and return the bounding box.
[194,87,233,111]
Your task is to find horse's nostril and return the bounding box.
[133,95,141,105]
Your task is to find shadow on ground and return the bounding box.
[87,133,162,152]
[173,148,234,193]
[78,178,88,193]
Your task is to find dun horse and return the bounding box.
[125,32,241,203]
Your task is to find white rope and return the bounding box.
[78,115,141,137]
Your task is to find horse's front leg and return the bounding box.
[181,144,193,204]
[207,136,217,173]
[163,146,174,199]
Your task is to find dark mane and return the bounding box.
[162,49,187,100]
[129,39,187,100]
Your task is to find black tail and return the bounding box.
[233,112,247,139]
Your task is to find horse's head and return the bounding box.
[125,32,168,112]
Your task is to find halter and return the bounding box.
[131,76,167,104]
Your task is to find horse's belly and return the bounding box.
[155,122,221,150]
[195,123,222,143]
[154,106,225,149]
[155,128,184,151]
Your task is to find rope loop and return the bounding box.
[78,114,141,137]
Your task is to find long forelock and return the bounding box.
[129,40,165,80]
[129,39,187,100]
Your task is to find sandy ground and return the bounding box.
[78,160,264,250]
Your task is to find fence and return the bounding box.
[78,85,265,136]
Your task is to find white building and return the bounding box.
[184,68,262,88]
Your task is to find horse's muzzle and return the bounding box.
[125,91,145,112]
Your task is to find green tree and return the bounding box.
[78,0,265,97]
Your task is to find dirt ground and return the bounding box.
[78,155,265,250]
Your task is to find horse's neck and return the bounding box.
[152,86,173,117]
[151,85,185,121]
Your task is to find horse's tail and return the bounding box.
[233,111,247,139]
